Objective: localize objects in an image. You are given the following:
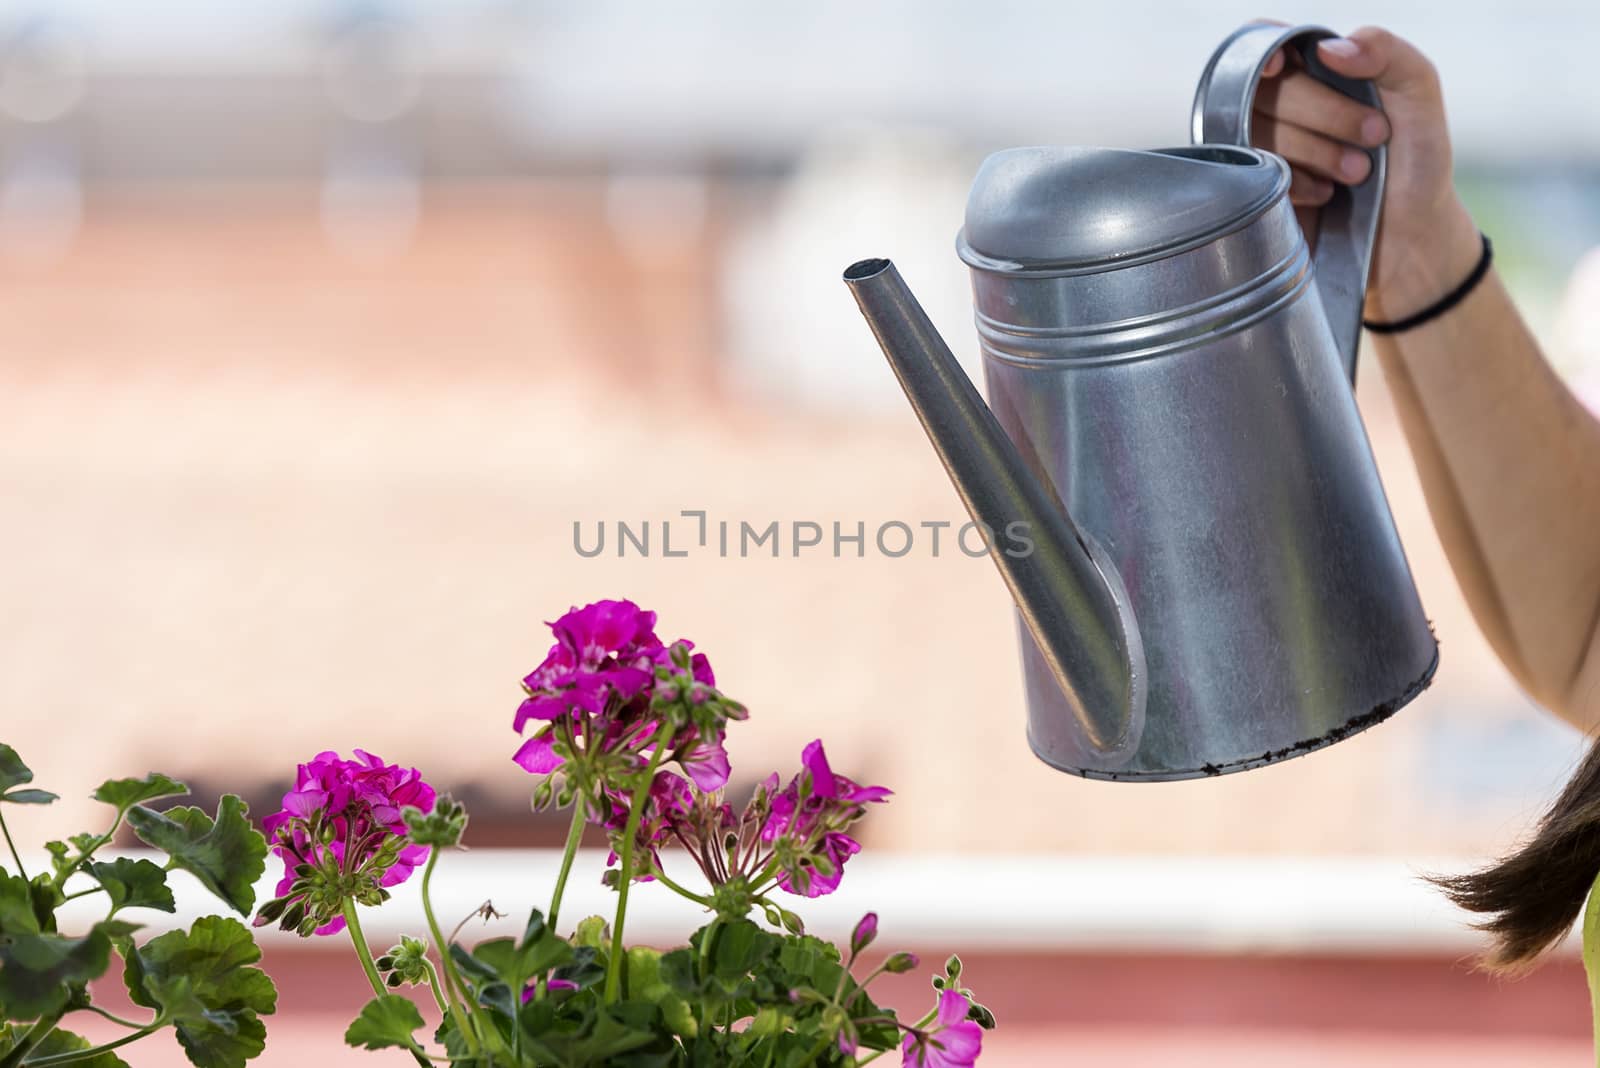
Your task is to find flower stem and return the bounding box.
[0,1014,61,1068]
[698,917,722,980]
[798,1028,834,1067]
[15,1022,165,1067]
[547,795,587,932]
[52,808,127,890]
[420,851,493,1062]
[855,1005,939,1067]
[422,959,450,1015]
[0,809,25,880]
[80,1004,158,1030]
[344,901,436,1068]
[651,866,713,907]
[342,899,388,999]
[603,722,673,1003]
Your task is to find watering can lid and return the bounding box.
[957,145,1286,273]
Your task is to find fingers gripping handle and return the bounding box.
[1192,23,1385,383]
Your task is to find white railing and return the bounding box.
[48,848,1515,956]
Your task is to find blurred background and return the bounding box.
[3,0,1600,1064]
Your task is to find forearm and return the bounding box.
[1370,198,1600,727]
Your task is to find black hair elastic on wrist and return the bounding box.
[1362,233,1492,334]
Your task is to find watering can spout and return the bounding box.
[843,257,1146,756]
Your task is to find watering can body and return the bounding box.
[846,24,1437,780]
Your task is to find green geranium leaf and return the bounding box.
[93,773,188,812]
[657,947,700,997]
[522,907,547,946]
[28,874,64,927]
[625,945,663,996]
[125,915,275,1068]
[125,915,276,1015]
[750,1006,788,1038]
[126,796,266,915]
[42,834,96,879]
[89,857,176,914]
[0,924,112,1020]
[555,945,606,991]
[2,788,57,805]
[574,914,609,950]
[449,942,498,983]
[99,918,143,939]
[467,937,519,978]
[0,745,34,794]
[152,976,269,1068]
[521,927,573,978]
[470,916,573,985]
[43,840,71,878]
[658,993,697,1039]
[345,994,424,1051]
[621,947,697,1037]
[776,934,845,992]
[15,1024,133,1068]
[707,918,780,980]
[0,871,39,935]
[558,1004,661,1063]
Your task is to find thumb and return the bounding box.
[1316,26,1439,95]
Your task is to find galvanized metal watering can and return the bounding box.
[844,23,1437,780]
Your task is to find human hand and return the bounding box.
[1252,26,1481,320]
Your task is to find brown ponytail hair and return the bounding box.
[1432,737,1600,971]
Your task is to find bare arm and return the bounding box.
[1254,27,1600,727]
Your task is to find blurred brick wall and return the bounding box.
[0,183,1582,864]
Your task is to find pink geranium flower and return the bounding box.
[512,600,744,802]
[258,749,435,936]
[764,740,890,898]
[655,739,889,900]
[902,989,983,1068]
[513,599,663,733]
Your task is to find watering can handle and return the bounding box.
[1192,23,1385,384]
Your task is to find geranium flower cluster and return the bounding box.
[642,738,890,908]
[763,738,893,897]
[252,598,989,1068]
[512,599,746,805]
[255,749,435,936]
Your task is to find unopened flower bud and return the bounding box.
[850,912,878,956]
[968,1001,997,1029]
[884,951,919,974]
[944,954,963,980]
[254,896,291,927]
